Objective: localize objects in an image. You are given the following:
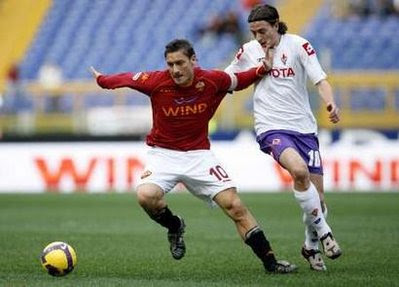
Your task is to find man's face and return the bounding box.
[166,51,196,87]
[249,20,279,48]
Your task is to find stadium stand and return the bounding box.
[304,3,399,70]
[0,0,51,91]
[19,0,240,81]
[1,0,398,135]
[7,0,242,117]
[17,0,399,80]
[300,1,399,129]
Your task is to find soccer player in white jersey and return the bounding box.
[225,4,342,271]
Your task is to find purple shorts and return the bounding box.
[256,130,323,175]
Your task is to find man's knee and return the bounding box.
[225,197,248,221]
[136,184,164,209]
[291,166,310,184]
[214,188,248,220]
[136,188,151,206]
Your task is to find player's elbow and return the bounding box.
[96,76,113,89]
[96,75,106,88]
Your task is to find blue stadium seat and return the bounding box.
[350,89,386,111]
[84,92,115,108]
[304,4,399,70]
[21,0,397,113]
[302,3,399,112]
[20,0,240,87]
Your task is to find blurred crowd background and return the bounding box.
[0,0,398,140]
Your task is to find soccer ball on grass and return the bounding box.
[40,241,77,276]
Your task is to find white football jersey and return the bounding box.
[225,34,326,135]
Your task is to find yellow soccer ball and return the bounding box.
[41,241,77,276]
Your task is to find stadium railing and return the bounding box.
[214,71,399,130]
[0,72,398,137]
[319,72,399,129]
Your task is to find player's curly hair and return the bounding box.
[164,39,196,59]
[248,4,288,35]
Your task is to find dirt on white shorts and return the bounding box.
[136,146,236,204]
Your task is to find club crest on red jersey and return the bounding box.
[302,42,315,56]
[195,81,205,92]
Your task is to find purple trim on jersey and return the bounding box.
[256,130,323,175]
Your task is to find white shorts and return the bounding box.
[137,146,236,203]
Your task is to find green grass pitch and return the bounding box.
[0,192,398,287]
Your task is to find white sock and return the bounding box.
[294,183,331,239]
[303,206,328,250]
[303,214,319,250]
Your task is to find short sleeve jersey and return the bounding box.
[225,34,327,135]
[98,68,232,151]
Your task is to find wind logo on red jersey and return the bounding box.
[302,42,315,56]
[162,103,207,116]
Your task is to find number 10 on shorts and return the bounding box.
[308,150,321,167]
[209,165,231,182]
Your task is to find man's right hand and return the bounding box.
[326,102,340,124]
[90,66,102,79]
[256,45,274,76]
[262,45,274,73]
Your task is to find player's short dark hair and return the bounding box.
[248,4,288,35]
[164,39,196,59]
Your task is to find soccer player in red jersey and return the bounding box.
[91,39,296,273]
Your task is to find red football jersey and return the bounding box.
[97,68,231,151]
